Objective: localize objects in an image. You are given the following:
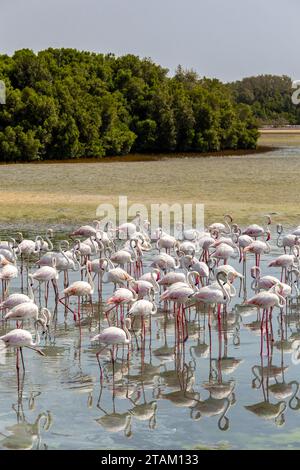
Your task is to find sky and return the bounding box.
[0,0,299,82]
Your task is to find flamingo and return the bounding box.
[160,283,194,343]
[29,259,59,306]
[59,263,94,320]
[158,271,186,287]
[35,229,54,253]
[268,252,298,283]
[176,222,199,241]
[178,240,197,256]
[156,232,179,254]
[70,223,98,238]
[208,214,233,235]
[244,290,286,355]
[277,224,299,254]
[215,265,243,282]
[128,299,157,341]
[150,253,180,271]
[250,266,280,291]
[0,263,18,299]
[0,282,34,310]
[4,304,51,334]
[101,260,134,287]
[0,254,11,268]
[105,287,137,325]
[210,243,238,265]
[0,328,45,370]
[139,269,160,283]
[243,230,271,267]
[198,234,216,263]
[191,272,234,339]
[243,215,271,239]
[116,222,138,239]
[15,233,37,288]
[130,279,158,300]
[130,271,159,299]
[189,258,210,285]
[110,247,136,268]
[91,317,132,380]
[128,299,157,317]
[191,272,234,308]
[0,248,16,264]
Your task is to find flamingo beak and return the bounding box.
[35,348,45,356]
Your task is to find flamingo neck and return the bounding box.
[123,323,131,343]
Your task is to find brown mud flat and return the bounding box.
[0,146,274,166]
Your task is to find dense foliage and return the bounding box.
[0,49,258,161]
[229,75,300,126]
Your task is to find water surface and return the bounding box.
[0,232,300,450]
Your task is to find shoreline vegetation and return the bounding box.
[0,48,258,163]
[1,50,298,164]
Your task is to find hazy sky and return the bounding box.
[1,0,299,82]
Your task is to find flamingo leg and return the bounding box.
[260,309,265,356]
[96,346,107,383]
[59,296,77,321]
[20,347,25,371]
[265,308,270,356]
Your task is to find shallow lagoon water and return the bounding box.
[0,231,300,450]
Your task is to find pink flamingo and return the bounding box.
[150,253,180,272]
[209,243,238,265]
[16,233,38,289]
[199,234,215,263]
[268,252,298,283]
[208,214,233,235]
[243,230,271,268]
[0,263,18,299]
[160,284,194,343]
[91,317,132,381]
[244,290,285,355]
[234,231,254,298]
[0,254,11,267]
[0,328,45,371]
[4,303,51,331]
[29,259,59,306]
[0,281,34,311]
[129,299,157,343]
[250,266,280,291]
[101,261,134,287]
[277,224,299,254]
[70,223,98,238]
[191,272,234,347]
[105,287,137,325]
[139,269,160,284]
[59,264,94,321]
[242,215,272,239]
[130,271,159,300]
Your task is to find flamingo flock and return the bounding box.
[1,214,300,435]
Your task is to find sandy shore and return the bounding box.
[0,132,299,228]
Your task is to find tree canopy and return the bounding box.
[0,49,258,162]
[229,74,300,126]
